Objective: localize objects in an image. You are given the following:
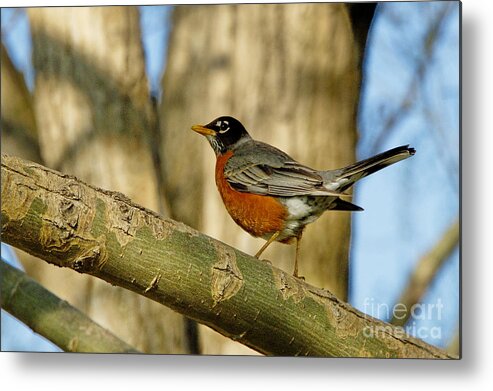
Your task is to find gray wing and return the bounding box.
[224,141,344,197]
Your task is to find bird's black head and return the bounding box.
[191,116,251,155]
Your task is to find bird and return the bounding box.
[191,116,415,278]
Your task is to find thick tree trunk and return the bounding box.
[160,3,363,353]
[26,7,188,353]
[1,44,41,163]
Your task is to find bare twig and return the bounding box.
[390,218,459,327]
[369,2,455,154]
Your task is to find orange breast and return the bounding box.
[215,151,287,238]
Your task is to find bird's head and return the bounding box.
[191,116,251,155]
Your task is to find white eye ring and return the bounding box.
[218,121,230,134]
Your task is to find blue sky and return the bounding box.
[1,2,459,352]
[351,1,459,348]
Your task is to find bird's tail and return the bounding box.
[332,145,415,192]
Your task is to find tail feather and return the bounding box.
[331,198,364,212]
[333,145,415,191]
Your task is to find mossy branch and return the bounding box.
[1,154,456,358]
[0,259,139,353]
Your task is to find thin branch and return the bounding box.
[1,154,456,358]
[390,219,459,327]
[369,2,454,155]
[1,260,139,353]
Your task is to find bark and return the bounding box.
[1,260,139,353]
[25,7,187,353]
[160,3,366,353]
[348,3,377,66]
[1,153,456,358]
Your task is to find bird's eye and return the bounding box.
[218,120,230,134]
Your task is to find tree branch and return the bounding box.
[1,154,456,358]
[390,219,459,327]
[1,260,139,353]
[368,2,454,155]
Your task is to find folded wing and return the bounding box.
[224,142,344,197]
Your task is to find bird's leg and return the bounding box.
[255,231,281,259]
[293,231,303,278]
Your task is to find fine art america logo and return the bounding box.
[362,297,444,340]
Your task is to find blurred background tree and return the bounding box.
[1,1,459,355]
[159,3,373,354]
[3,6,189,354]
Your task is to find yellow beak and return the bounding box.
[191,124,216,136]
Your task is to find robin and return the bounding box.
[192,116,415,278]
